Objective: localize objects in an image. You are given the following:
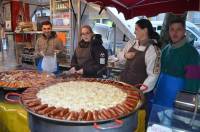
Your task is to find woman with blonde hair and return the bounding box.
[69,25,108,77]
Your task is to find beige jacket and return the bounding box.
[35,33,64,57]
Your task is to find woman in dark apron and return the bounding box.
[120,19,161,128]
[68,25,108,78]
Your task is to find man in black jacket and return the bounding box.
[70,25,108,77]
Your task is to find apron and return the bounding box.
[120,43,150,85]
[120,42,152,129]
[153,73,185,107]
[75,43,93,68]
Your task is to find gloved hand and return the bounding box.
[61,70,70,75]
[76,68,83,75]
[69,67,76,74]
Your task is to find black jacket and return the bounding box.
[71,34,108,77]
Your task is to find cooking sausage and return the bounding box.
[22,92,37,96]
[107,108,119,117]
[22,93,37,98]
[83,111,89,120]
[127,98,138,104]
[114,106,124,115]
[102,109,112,119]
[27,100,41,107]
[26,99,39,105]
[95,79,101,82]
[65,112,74,120]
[23,88,38,93]
[22,95,37,100]
[128,92,139,98]
[8,83,15,88]
[22,93,37,97]
[126,97,138,103]
[59,108,69,117]
[122,85,131,90]
[96,111,103,120]
[92,110,99,121]
[122,103,133,112]
[109,107,120,116]
[127,95,139,101]
[49,107,64,116]
[71,112,78,121]
[23,90,38,94]
[34,104,48,112]
[124,100,137,107]
[99,110,108,120]
[116,104,128,113]
[37,106,56,115]
[114,82,123,86]
[109,80,115,83]
[88,78,96,82]
[77,109,85,121]
[113,106,124,115]
[86,111,93,121]
[64,112,71,120]
[23,99,40,105]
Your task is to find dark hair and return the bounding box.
[169,18,185,28]
[152,31,162,48]
[41,21,52,27]
[136,19,161,47]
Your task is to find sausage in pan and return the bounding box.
[59,108,69,117]
[37,106,56,115]
[77,109,85,121]
[49,107,64,116]
[34,104,48,112]
[27,100,41,107]
[92,110,99,121]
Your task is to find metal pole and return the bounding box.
[77,0,81,42]
[0,1,4,61]
[113,23,116,55]
[50,0,53,24]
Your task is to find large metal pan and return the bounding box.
[6,79,145,132]
[1,69,55,102]
[25,88,143,124]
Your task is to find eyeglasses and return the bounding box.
[81,32,91,36]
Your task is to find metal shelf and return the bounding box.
[51,0,72,62]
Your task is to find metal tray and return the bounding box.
[22,99,143,124]
[0,85,28,91]
[0,69,55,91]
[20,80,144,124]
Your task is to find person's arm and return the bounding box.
[184,47,200,93]
[71,50,78,68]
[55,38,64,53]
[56,39,64,50]
[117,39,136,63]
[142,45,161,93]
[35,38,44,57]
